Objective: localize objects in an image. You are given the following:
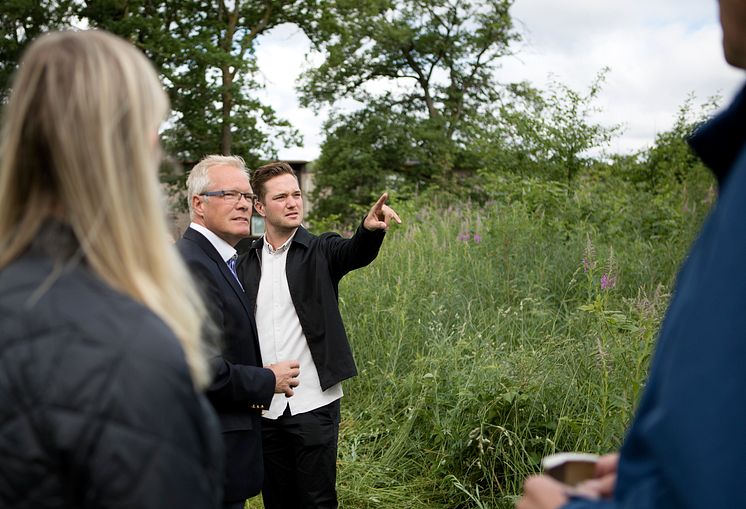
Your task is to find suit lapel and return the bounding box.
[184,228,252,317]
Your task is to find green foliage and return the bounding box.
[309,97,457,222]
[0,0,75,102]
[309,68,629,225]
[475,162,715,243]
[82,0,306,162]
[1,1,308,163]
[470,71,621,183]
[302,0,519,182]
[633,94,720,193]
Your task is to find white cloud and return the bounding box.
[255,2,746,160]
[504,0,744,153]
[254,24,321,160]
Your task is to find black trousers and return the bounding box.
[261,399,341,509]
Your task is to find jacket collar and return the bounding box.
[251,225,312,252]
[184,227,225,266]
[184,227,249,310]
[188,222,237,263]
[689,82,746,187]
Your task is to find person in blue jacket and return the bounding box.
[518,1,746,508]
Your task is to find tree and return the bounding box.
[81,0,316,163]
[310,96,436,221]
[301,0,519,181]
[0,0,75,102]
[476,70,621,184]
[1,1,313,163]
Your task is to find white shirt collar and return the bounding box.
[263,230,296,255]
[190,222,237,263]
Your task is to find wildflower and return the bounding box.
[473,233,482,244]
[600,273,617,290]
[583,235,597,271]
[457,232,470,241]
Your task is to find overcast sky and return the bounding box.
[254,0,745,161]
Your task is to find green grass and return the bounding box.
[333,181,706,508]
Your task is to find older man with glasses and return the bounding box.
[177,155,300,509]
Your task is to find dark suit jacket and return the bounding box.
[177,227,275,503]
[238,223,385,391]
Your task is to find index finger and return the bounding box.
[371,192,388,212]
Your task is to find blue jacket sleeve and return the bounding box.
[563,498,616,509]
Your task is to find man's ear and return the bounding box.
[192,194,204,217]
[254,199,266,217]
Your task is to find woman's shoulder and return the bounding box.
[0,251,208,433]
[0,255,222,508]
[0,254,189,380]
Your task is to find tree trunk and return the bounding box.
[221,68,233,155]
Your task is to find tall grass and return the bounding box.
[333,179,708,508]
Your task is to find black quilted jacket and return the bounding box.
[0,224,224,508]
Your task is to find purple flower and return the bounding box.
[457,232,470,241]
[473,233,482,244]
[600,273,616,290]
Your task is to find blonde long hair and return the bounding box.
[0,30,210,387]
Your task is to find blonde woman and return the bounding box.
[0,31,223,508]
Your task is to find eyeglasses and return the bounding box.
[200,190,257,204]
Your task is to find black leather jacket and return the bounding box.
[0,224,223,508]
[238,223,385,390]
